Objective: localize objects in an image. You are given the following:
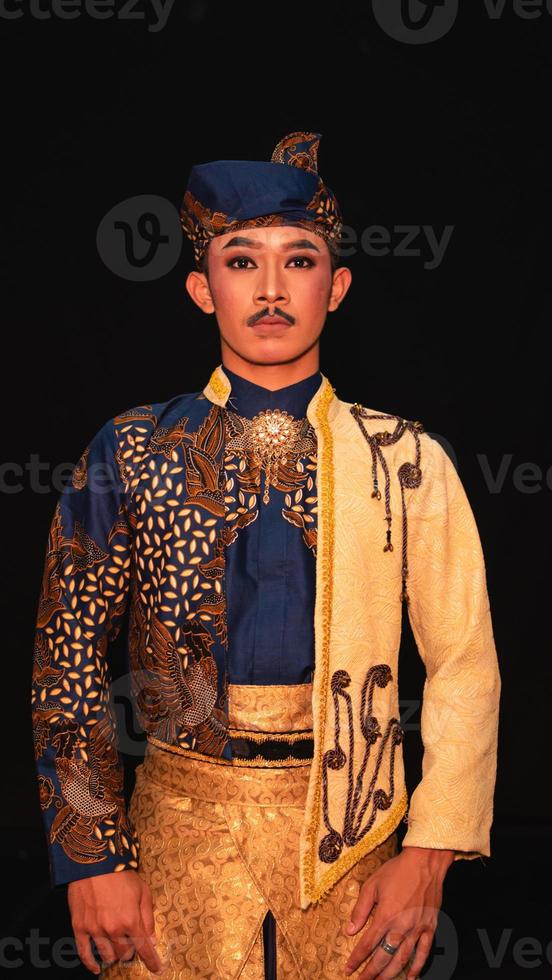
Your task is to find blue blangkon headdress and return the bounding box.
[180,131,343,269]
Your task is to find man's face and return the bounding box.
[185,225,351,366]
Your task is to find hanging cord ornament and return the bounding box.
[350,404,424,603]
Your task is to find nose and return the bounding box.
[254,265,289,313]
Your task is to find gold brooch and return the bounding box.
[223,407,311,504]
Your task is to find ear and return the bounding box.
[185,270,215,314]
[328,265,352,312]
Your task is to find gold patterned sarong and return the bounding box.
[101,683,410,979]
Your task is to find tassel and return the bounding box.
[350,404,424,603]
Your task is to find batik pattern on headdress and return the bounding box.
[180,131,344,269]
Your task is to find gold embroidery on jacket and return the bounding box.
[223,406,315,505]
[222,407,318,553]
[319,665,404,864]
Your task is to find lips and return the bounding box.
[253,316,290,325]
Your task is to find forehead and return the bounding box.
[211,224,324,254]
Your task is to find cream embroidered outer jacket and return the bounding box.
[31,364,501,908]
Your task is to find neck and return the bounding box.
[220,344,320,392]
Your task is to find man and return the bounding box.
[31,132,501,979]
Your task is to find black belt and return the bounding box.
[229,729,314,764]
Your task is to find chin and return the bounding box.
[244,345,305,365]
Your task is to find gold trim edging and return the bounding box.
[229,729,314,743]
[206,366,228,401]
[310,792,409,905]
[302,378,335,905]
[146,735,313,768]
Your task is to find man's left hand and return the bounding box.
[343,845,455,979]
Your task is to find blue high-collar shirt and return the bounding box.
[213,365,322,976]
[222,365,321,685]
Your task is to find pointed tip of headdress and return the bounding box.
[270,131,322,175]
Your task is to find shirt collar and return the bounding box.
[221,365,321,419]
[202,363,339,429]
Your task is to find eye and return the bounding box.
[226,255,315,269]
[227,256,255,269]
[288,256,315,268]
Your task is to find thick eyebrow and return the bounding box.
[220,236,320,253]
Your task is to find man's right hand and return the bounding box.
[67,869,165,975]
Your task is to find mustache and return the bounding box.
[248,307,295,326]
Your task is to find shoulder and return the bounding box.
[112,388,204,429]
[336,396,457,490]
[82,389,211,474]
[92,389,211,445]
[337,395,425,445]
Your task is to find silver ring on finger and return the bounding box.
[380,936,401,955]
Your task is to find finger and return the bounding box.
[346,883,378,935]
[139,883,158,945]
[74,932,101,976]
[346,925,407,976]
[356,930,409,979]
[344,910,387,973]
[131,924,165,975]
[93,934,119,969]
[405,929,433,979]
[108,931,137,965]
[120,945,138,963]
[377,933,419,979]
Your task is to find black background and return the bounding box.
[2,1,550,976]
